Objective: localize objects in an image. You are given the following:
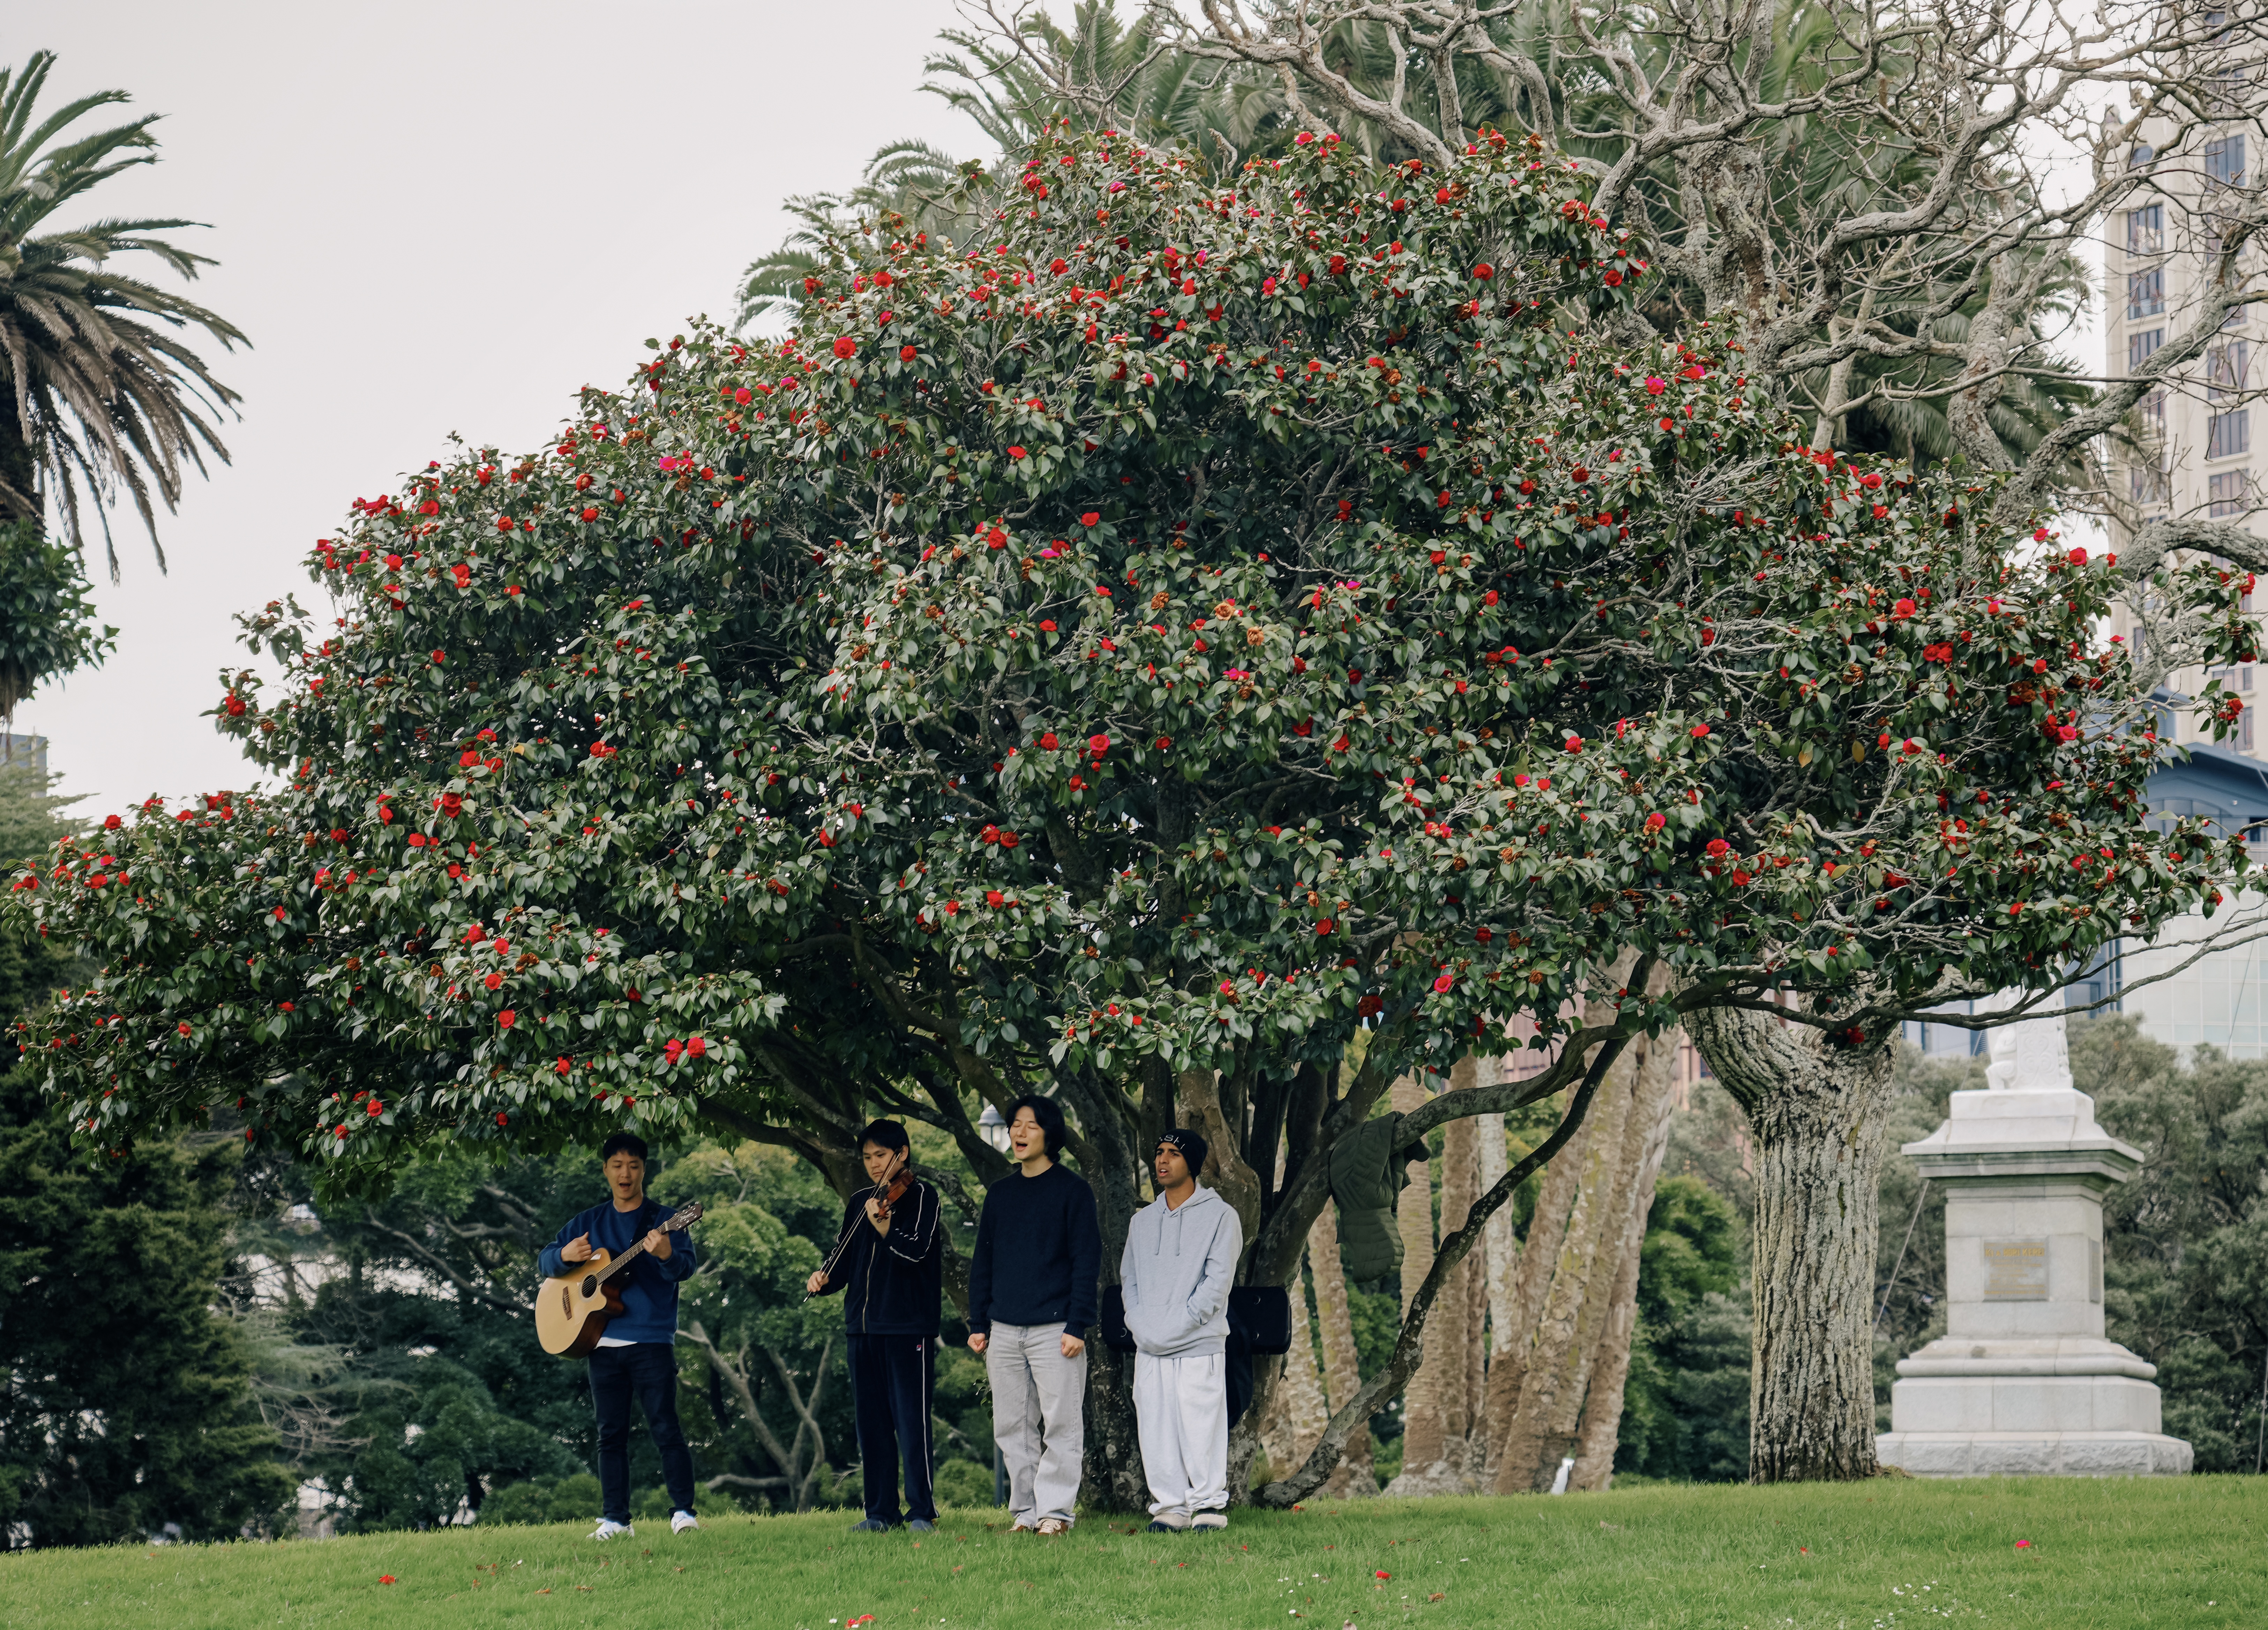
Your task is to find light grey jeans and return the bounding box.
[983,1322,1087,1525]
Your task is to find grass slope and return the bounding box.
[2,1479,2260,1630]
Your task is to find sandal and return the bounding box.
[1036,1517,1070,1537]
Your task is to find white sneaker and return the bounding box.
[590,1519,633,1541]
[671,1510,700,1534]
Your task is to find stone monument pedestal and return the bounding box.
[1875,1010,2192,1478]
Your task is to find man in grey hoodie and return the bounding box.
[1121,1128,1242,1533]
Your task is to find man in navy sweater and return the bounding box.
[966,1094,1101,1535]
[539,1132,701,1541]
[806,1119,944,1532]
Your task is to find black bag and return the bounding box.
[1228,1284,1293,1355]
[1099,1283,1292,1355]
[1099,1284,1137,1352]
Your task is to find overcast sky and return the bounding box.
[19,1,984,817]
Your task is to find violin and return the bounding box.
[870,1154,917,1222]
[805,1152,916,1299]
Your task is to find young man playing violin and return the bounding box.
[806,1119,944,1532]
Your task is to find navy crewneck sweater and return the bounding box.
[967,1162,1101,1339]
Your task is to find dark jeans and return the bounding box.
[590,1342,696,1524]
[848,1333,936,1524]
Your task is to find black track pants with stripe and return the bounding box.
[848,1332,936,1523]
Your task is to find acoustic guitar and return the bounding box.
[533,1200,704,1356]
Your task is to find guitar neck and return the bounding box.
[597,1237,652,1284]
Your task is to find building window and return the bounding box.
[2210,470,2252,517]
[2210,411,2251,460]
[2139,388,2167,435]
[2131,459,2171,505]
[2129,142,2157,169]
[2128,267,2166,318]
[2244,708,2255,752]
[2206,133,2247,187]
[2209,341,2250,400]
[2129,328,2165,372]
[2126,204,2165,254]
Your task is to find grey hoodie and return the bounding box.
[1119,1183,1243,1358]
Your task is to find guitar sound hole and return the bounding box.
[580,1274,598,1298]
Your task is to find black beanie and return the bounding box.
[1158,1127,1210,1175]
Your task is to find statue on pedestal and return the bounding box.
[1875,1002,2192,1476]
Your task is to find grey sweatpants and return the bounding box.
[1133,1349,1228,1519]
[984,1322,1087,1526]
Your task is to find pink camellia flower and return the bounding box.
[1645,376,1667,395]
[1431,976,1451,994]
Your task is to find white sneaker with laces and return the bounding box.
[671,1510,700,1534]
[590,1519,634,1541]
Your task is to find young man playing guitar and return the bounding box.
[805,1119,944,1532]
[539,1132,701,1540]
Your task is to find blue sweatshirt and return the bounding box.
[538,1197,698,1345]
[967,1162,1101,1339]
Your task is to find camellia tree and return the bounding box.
[8,125,2246,1504]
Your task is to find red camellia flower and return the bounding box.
[1564,735,1583,753]
[1690,723,1711,738]
[734,387,753,405]
[1040,732,1060,750]
[1645,376,1666,395]
[1473,262,1494,280]
[1050,257,1068,274]
[688,1037,706,1059]
[484,973,503,991]
[223,694,246,717]
[1603,269,1623,286]
[832,336,857,359]
[497,1010,516,1028]
[495,1112,509,1127]
[1080,511,1101,526]
[1315,918,1335,936]
[898,344,918,362]
[1008,446,1028,460]
[1430,975,1452,994]
[943,900,960,916]
[431,650,446,664]
[178,1022,191,1037]
[2068,547,2088,566]
[1645,813,1667,832]
[556,1057,572,1075]
[366,1099,383,1116]
[1088,733,1110,755]
[986,889,1005,908]
[1893,597,1917,618]
[1705,838,1732,858]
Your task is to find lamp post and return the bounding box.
[975,1102,1011,1506]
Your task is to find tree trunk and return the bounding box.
[1305,1201,1375,1496]
[1259,1247,1330,1482]
[1488,977,1679,1494]
[1685,1001,1897,1482]
[1389,1073,1441,1476]
[1569,1037,1679,1489]
[1388,1059,1491,1495]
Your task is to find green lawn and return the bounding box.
[2,1479,2259,1630]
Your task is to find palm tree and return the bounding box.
[736,0,1279,330]
[0,50,246,576]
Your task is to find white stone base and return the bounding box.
[1876,1430,2194,1477]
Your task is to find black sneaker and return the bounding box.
[850,1518,895,1533]
[1145,1518,1189,1534]
[908,1519,936,1533]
